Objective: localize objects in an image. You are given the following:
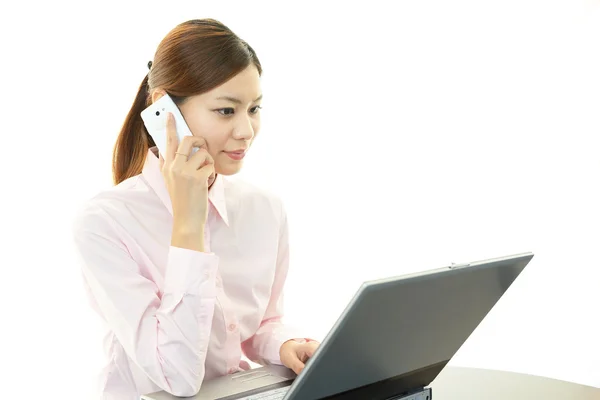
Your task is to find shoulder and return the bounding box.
[72,175,158,235]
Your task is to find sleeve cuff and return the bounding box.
[266,323,320,365]
[163,246,219,296]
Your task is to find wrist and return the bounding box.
[171,223,206,252]
[172,215,206,232]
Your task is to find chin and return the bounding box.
[216,163,243,176]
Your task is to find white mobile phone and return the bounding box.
[140,93,195,158]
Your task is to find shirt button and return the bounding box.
[228,323,237,332]
[203,270,211,279]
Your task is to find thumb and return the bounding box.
[291,359,305,375]
[159,154,165,170]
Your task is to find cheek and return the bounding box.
[205,133,230,158]
[202,135,222,157]
[187,116,227,155]
[253,119,261,136]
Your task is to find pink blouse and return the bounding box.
[72,147,311,399]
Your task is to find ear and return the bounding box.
[151,88,167,104]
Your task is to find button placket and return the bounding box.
[205,206,240,373]
[219,289,241,374]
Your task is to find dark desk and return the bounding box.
[431,366,599,399]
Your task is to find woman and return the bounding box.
[72,18,319,400]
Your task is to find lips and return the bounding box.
[225,150,246,161]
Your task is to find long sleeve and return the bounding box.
[241,205,313,366]
[72,203,217,397]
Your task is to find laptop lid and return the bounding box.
[283,252,533,400]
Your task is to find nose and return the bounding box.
[232,116,255,141]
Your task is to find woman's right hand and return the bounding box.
[159,112,215,252]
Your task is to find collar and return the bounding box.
[141,147,229,226]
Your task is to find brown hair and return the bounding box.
[112,19,262,185]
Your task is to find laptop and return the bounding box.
[142,252,533,400]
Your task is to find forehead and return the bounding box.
[206,65,261,100]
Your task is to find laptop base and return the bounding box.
[386,387,432,400]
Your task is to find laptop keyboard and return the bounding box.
[236,386,290,400]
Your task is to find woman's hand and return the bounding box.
[159,112,215,252]
[279,340,320,375]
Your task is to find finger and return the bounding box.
[159,154,165,170]
[187,148,214,170]
[164,113,178,164]
[304,348,315,360]
[305,343,319,358]
[282,347,306,375]
[195,163,215,186]
[177,135,208,157]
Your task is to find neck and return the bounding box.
[209,174,217,190]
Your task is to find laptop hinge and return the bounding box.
[385,387,432,400]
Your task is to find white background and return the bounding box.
[1,1,599,398]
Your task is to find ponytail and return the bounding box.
[112,74,156,185]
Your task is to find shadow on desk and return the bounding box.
[431,366,600,400]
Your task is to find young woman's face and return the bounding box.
[154,65,262,176]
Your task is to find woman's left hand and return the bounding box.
[279,340,320,375]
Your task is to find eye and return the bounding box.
[217,108,235,116]
[215,106,262,116]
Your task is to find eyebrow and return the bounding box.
[215,94,263,104]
